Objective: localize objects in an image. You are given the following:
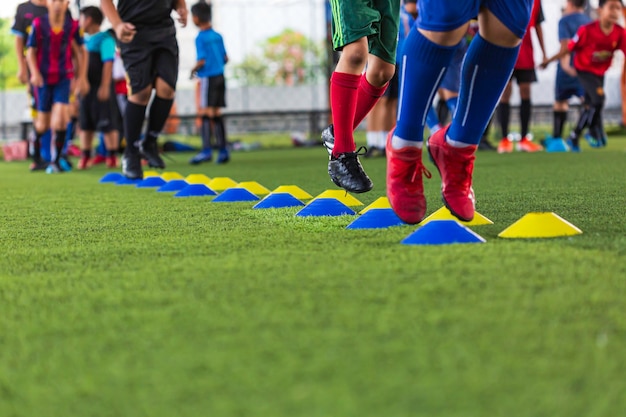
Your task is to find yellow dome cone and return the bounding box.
[238,181,271,196]
[161,172,184,181]
[143,170,160,178]
[185,174,211,185]
[498,212,582,238]
[420,206,494,226]
[208,177,238,192]
[359,197,391,214]
[312,190,363,207]
[272,185,313,200]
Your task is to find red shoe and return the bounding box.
[91,154,106,165]
[67,144,82,157]
[427,126,477,222]
[77,156,90,170]
[385,129,431,224]
[517,135,543,152]
[106,155,117,168]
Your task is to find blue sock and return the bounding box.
[394,28,457,142]
[97,133,107,157]
[448,35,520,146]
[40,129,52,162]
[425,105,440,132]
[446,96,458,115]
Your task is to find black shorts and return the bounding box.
[119,26,179,94]
[577,70,605,107]
[79,91,117,133]
[383,66,399,100]
[199,74,226,108]
[511,68,537,84]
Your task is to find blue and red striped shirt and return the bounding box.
[27,15,83,85]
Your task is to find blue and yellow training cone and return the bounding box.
[346,208,407,229]
[212,187,259,202]
[157,179,189,192]
[136,177,167,188]
[116,177,143,186]
[174,184,217,197]
[296,198,356,217]
[100,172,124,183]
[253,193,305,209]
[401,220,486,245]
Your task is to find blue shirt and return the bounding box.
[195,28,227,78]
[84,30,116,85]
[557,12,592,85]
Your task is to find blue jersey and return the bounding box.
[397,4,415,63]
[195,28,227,78]
[557,12,591,88]
[85,30,116,86]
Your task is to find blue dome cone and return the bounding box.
[157,180,189,192]
[253,193,305,209]
[174,184,218,197]
[136,177,167,188]
[401,220,486,245]
[296,198,356,217]
[212,187,259,202]
[346,208,407,229]
[116,177,143,185]
[100,172,124,183]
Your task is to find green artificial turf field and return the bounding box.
[1,136,625,416]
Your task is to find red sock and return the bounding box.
[330,72,360,155]
[353,74,388,129]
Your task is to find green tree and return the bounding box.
[0,18,20,90]
[233,29,324,87]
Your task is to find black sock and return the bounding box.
[573,107,595,139]
[82,149,92,159]
[33,131,43,161]
[520,99,531,138]
[553,110,567,138]
[201,116,213,150]
[498,102,510,138]
[436,99,449,125]
[589,105,604,139]
[124,102,147,154]
[54,130,66,163]
[145,96,174,144]
[214,116,227,149]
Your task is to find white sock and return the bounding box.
[392,135,423,149]
[446,135,475,148]
[366,131,378,147]
[378,131,387,149]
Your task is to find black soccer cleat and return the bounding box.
[140,140,165,169]
[327,147,373,193]
[322,124,334,155]
[121,152,143,179]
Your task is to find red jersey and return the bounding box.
[569,21,626,77]
[515,0,543,70]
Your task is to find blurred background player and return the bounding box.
[322,0,400,193]
[26,0,86,173]
[77,6,119,169]
[496,0,546,154]
[554,0,626,151]
[101,0,188,179]
[363,0,417,158]
[189,0,230,165]
[12,0,53,168]
[387,0,532,224]
[541,0,591,152]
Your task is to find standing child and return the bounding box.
[26,0,86,174]
[322,0,401,193]
[540,0,591,152]
[563,0,626,150]
[100,0,188,179]
[77,6,119,170]
[387,0,532,224]
[189,1,230,165]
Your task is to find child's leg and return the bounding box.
[50,103,69,164]
[80,130,95,161]
[519,81,532,138]
[145,78,175,145]
[552,100,568,139]
[498,81,513,139]
[33,112,51,162]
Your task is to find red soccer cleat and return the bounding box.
[91,154,106,165]
[106,155,117,168]
[77,156,90,170]
[427,126,477,222]
[385,129,431,224]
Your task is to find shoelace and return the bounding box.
[411,164,431,183]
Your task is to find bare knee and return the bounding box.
[366,58,396,87]
[336,39,369,74]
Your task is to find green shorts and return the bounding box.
[329,0,401,65]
